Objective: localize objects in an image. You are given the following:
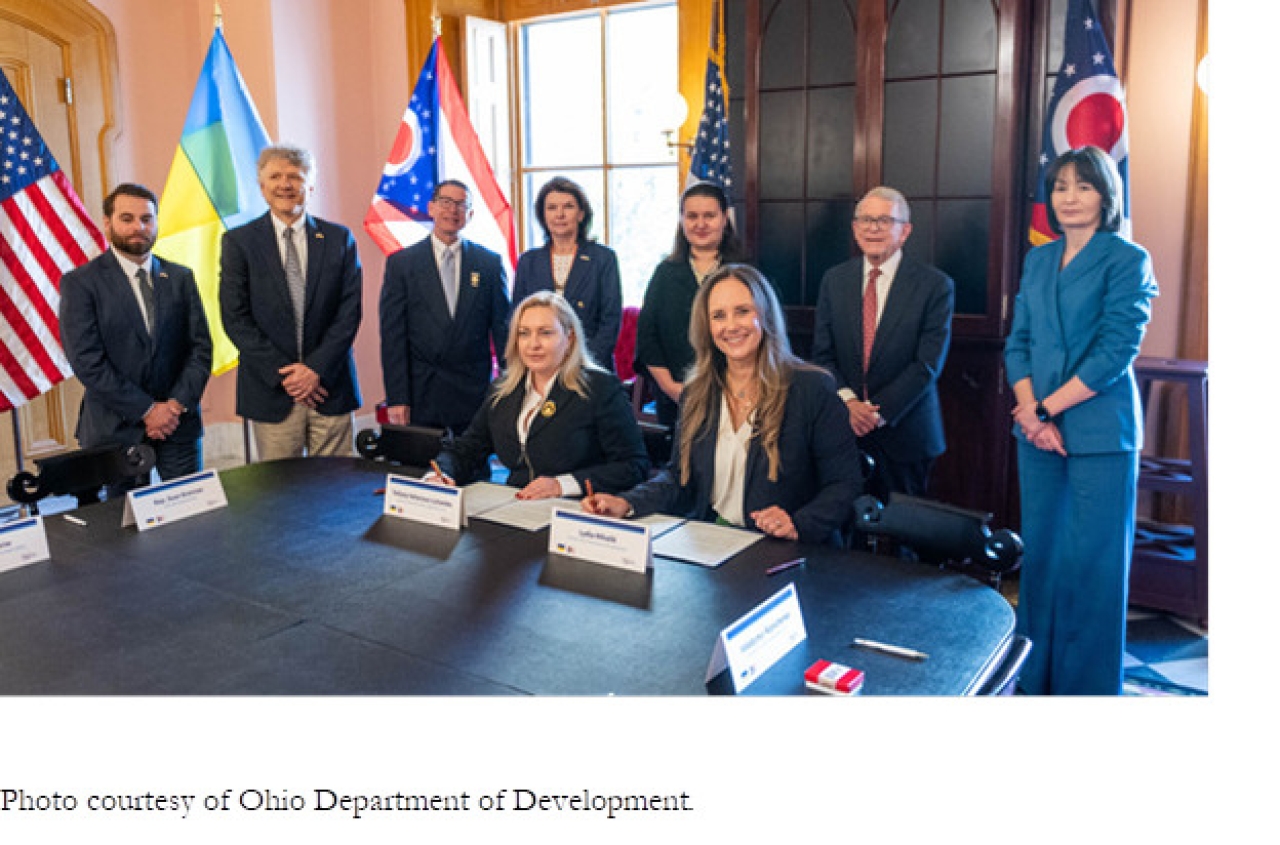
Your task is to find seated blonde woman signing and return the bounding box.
[431,291,649,499]
[584,265,862,544]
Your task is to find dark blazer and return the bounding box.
[59,251,212,447]
[220,212,363,422]
[513,241,622,369]
[812,254,954,463]
[436,367,649,492]
[621,367,862,545]
[380,235,511,430]
[1005,231,1157,455]
[634,259,698,383]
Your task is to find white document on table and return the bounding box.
[472,496,581,531]
[653,520,762,567]
[633,512,687,539]
[461,481,520,518]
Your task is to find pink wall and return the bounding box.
[1124,0,1201,360]
[89,0,409,429]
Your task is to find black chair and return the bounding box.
[355,424,445,469]
[852,492,1023,588]
[972,634,1033,696]
[7,443,156,514]
[638,419,673,471]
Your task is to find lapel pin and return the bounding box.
[540,400,556,418]
[470,271,480,288]
[315,232,324,238]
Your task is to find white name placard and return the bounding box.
[706,582,807,693]
[122,470,228,531]
[549,507,651,572]
[0,516,51,573]
[384,474,465,530]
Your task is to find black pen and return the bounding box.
[766,557,805,576]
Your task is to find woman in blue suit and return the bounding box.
[586,265,862,546]
[1005,146,1159,695]
[512,177,622,369]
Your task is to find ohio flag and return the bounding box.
[1029,0,1130,244]
[365,39,516,273]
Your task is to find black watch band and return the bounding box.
[1035,401,1053,423]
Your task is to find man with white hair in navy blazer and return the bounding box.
[812,186,954,501]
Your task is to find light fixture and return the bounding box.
[661,92,692,152]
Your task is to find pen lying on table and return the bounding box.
[850,638,929,661]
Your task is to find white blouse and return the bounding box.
[709,396,754,527]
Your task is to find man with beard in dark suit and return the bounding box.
[60,183,212,496]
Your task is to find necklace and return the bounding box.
[690,254,720,284]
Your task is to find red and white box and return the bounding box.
[804,659,865,695]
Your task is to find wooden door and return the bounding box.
[0,0,117,483]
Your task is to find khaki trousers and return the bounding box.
[253,405,354,461]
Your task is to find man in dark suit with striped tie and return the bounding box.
[60,183,212,494]
[220,145,363,460]
[379,179,510,435]
[812,186,954,500]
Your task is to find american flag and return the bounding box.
[686,4,734,202]
[0,71,105,412]
[1028,0,1130,244]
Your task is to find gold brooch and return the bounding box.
[470,271,480,288]
[540,400,556,418]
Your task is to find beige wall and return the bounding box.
[1124,0,1202,360]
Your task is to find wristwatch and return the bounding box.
[1035,401,1053,423]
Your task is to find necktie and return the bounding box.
[136,267,155,336]
[863,267,881,373]
[284,227,305,356]
[441,246,458,317]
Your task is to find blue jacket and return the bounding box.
[1005,231,1158,454]
[60,251,211,447]
[812,254,954,462]
[513,241,622,369]
[220,213,363,422]
[379,236,510,430]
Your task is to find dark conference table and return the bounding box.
[0,458,1015,695]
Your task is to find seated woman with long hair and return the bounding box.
[586,265,862,544]
[432,291,649,499]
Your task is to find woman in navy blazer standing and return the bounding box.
[586,265,862,546]
[1005,146,1159,695]
[432,291,648,499]
[512,177,623,370]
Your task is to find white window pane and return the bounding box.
[606,4,679,165]
[522,15,603,168]
[523,169,605,252]
[609,165,680,307]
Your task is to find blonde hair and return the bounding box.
[492,291,597,403]
[678,264,809,484]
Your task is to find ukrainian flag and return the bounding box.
[155,26,270,375]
